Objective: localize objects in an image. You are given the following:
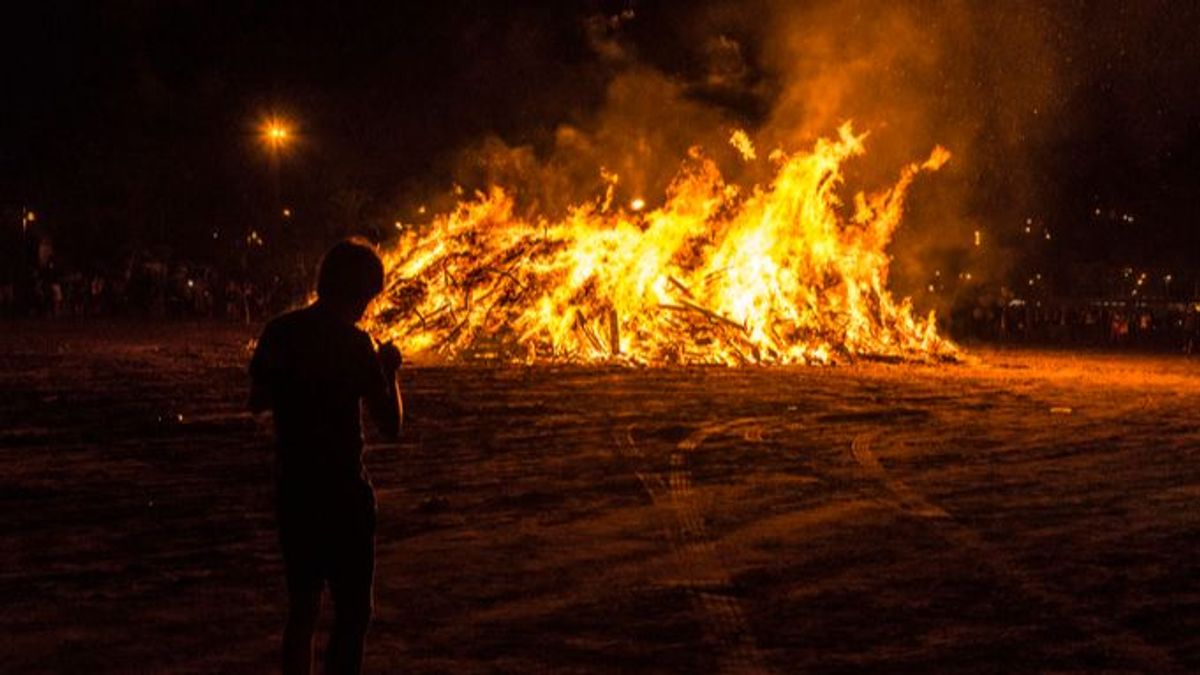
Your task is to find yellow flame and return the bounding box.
[369,122,956,365]
[729,129,757,161]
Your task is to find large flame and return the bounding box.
[368,123,956,365]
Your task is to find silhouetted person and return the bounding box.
[249,239,402,675]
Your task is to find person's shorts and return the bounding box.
[276,482,376,599]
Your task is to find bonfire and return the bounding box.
[368,123,956,365]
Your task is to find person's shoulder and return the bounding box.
[263,306,315,333]
[251,309,309,372]
[255,308,320,353]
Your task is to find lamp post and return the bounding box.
[258,117,311,300]
[257,117,298,259]
[260,118,292,217]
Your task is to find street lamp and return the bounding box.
[258,117,295,231]
[261,118,292,152]
[256,115,307,280]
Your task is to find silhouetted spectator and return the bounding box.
[249,239,403,675]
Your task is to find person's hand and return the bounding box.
[378,341,403,373]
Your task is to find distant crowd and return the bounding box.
[0,257,303,323]
[951,297,1200,354]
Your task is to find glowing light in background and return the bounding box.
[261,118,292,151]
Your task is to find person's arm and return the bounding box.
[364,341,403,439]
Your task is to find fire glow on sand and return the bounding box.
[368,124,955,366]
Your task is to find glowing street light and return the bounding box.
[262,119,291,151]
[253,114,300,258]
[257,116,296,240]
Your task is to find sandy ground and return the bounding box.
[2,321,1198,674]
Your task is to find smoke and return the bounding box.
[434,0,1074,314]
[741,0,1068,309]
[453,67,733,217]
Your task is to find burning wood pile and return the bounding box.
[368,124,957,365]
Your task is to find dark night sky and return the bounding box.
[3,1,1199,273]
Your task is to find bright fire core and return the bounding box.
[368,124,957,365]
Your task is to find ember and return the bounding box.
[369,124,956,365]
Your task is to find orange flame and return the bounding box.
[369,123,956,365]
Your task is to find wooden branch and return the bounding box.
[658,298,747,333]
[667,275,694,299]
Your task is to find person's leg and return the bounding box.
[282,588,321,675]
[326,496,375,675]
[326,575,372,674]
[279,497,324,675]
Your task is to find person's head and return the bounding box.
[316,238,385,321]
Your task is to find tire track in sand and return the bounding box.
[850,431,1185,674]
[621,420,773,675]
